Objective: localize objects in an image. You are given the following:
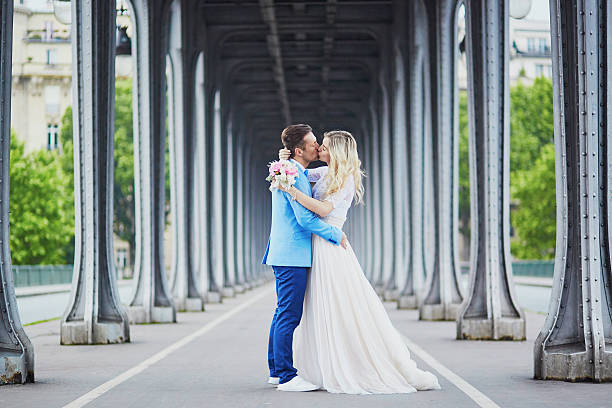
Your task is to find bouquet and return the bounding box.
[266,160,299,192]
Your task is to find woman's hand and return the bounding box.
[279,148,291,160]
[278,184,297,200]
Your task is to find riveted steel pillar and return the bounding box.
[420,0,464,321]
[0,0,34,385]
[534,0,612,380]
[399,0,427,309]
[368,97,383,286]
[167,1,203,312]
[377,57,396,297]
[61,0,130,345]
[384,35,409,301]
[193,51,211,302]
[224,118,240,295]
[242,141,254,287]
[210,90,230,295]
[457,0,524,339]
[127,0,176,324]
[235,137,249,290]
[361,119,374,281]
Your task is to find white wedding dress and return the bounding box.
[293,166,441,394]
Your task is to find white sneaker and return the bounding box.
[277,376,319,392]
[268,377,279,385]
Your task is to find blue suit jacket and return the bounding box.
[262,161,342,267]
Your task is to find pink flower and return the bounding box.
[269,161,282,173]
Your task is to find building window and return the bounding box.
[116,248,128,270]
[44,21,54,41]
[46,49,57,65]
[44,85,60,115]
[47,124,59,151]
[534,64,552,78]
[527,38,536,53]
[538,38,547,53]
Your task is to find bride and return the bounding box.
[277,130,440,394]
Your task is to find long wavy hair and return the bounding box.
[323,130,365,204]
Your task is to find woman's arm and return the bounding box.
[284,185,333,217]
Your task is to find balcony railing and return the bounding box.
[24,29,70,43]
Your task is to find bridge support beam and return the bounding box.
[399,0,427,309]
[61,0,130,345]
[0,0,34,385]
[385,33,409,302]
[167,2,203,312]
[534,0,612,380]
[127,0,176,325]
[367,97,383,286]
[378,62,396,299]
[456,0,524,339]
[420,0,464,321]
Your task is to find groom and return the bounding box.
[262,124,347,392]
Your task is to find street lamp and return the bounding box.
[509,0,532,20]
[52,0,71,25]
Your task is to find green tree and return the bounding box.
[59,79,171,270]
[458,91,470,241]
[9,135,74,264]
[510,143,556,259]
[458,76,555,260]
[114,79,136,268]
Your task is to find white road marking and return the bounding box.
[63,286,274,408]
[403,336,502,408]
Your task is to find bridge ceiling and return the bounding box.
[199,0,393,146]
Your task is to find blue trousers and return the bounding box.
[268,266,308,384]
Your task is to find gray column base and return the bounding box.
[234,284,245,294]
[375,285,384,296]
[0,353,29,385]
[61,320,129,345]
[535,345,612,381]
[243,281,253,290]
[174,297,204,312]
[222,287,235,298]
[457,317,525,341]
[397,295,419,310]
[127,305,176,324]
[383,289,400,301]
[419,302,461,321]
[206,291,222,303]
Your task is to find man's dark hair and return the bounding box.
[281,124,312,159]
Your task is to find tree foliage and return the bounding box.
[458,76,555,260]
[9,135,74,264]
[510,143,556,259]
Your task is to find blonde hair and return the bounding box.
[323,130,365,205]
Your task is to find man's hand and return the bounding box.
[340,232,348,249]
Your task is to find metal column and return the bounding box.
[0,0,34,384]
[127,0,176,324]
[399,0,428,309]
[167,1,203,312]
[384,36,409,302]
[534,0,612,380]
[61,0,130,345]
[420,0,464,321]
[457,0,525,339]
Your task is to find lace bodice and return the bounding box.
[307,166,355,222]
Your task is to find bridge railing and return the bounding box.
[459,260,554,278]
[12,265,74,287]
